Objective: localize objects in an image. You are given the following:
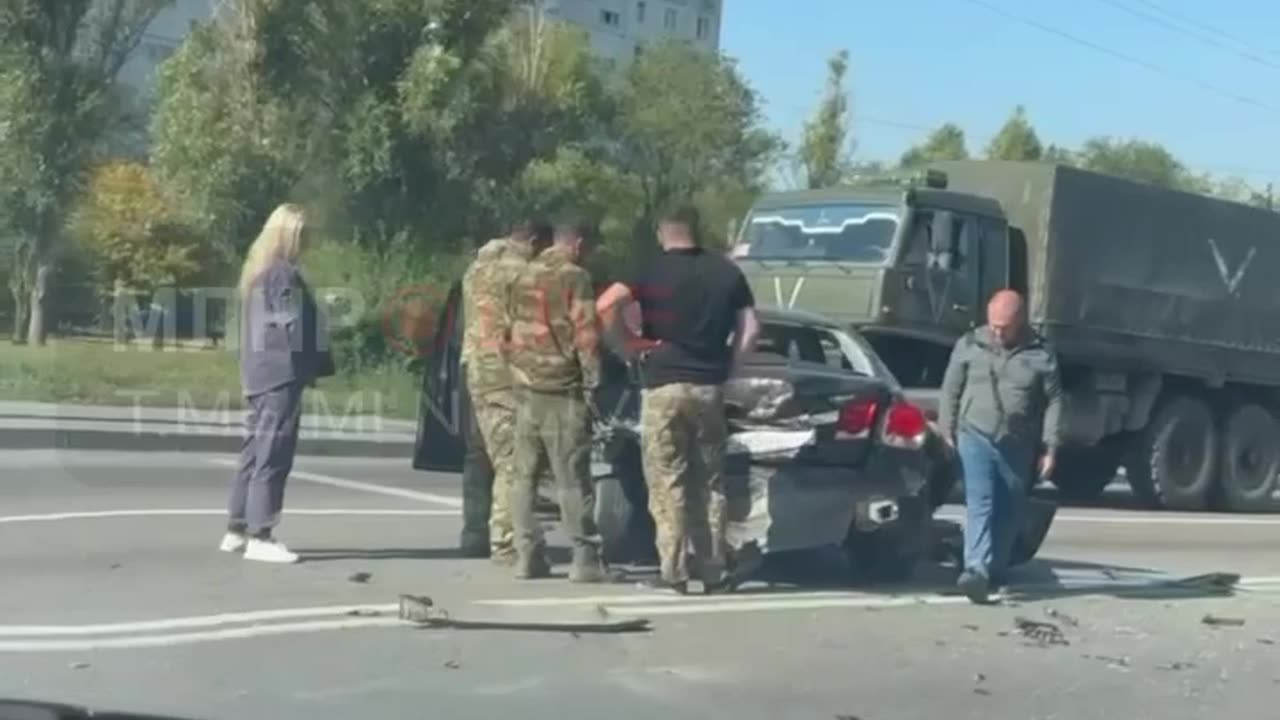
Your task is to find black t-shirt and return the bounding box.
[627,247,755,388]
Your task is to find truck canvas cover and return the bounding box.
[931,160,1280,385]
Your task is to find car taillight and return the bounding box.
[836,398,878,439]
[882,402,928,449]
[836,398,929,449]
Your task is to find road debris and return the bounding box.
[1083,654,1130,669]
[69,661,90,670]
[348,571,373,584]
[962,624,980,632]
[397,594,650,634]
[443,660,461,670]
[1168,573,1239,593]
[1201,614,1246,628]
[1014,616,1069,647]
[1257,637,1276,646]
[834,715,862,720]
[974,673,986,684]
[1045,607,1080,627]
[1156,661,1196,672]
[973,688,991,697]
[345,609,384,618]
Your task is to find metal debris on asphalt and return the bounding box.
[962,624,980,632]
[973,688,991,697]
[69,662,90,670]
[1257,637,1276,645]
[348,571,373,584]
[1015,617,1069,647]
[1045,607,1080,627]
[1083,654,1130,669]
[346,609,383,617]
[1201,614,1246,628]
[974,673,986,684]
[397,594,650,633]
[1156,662,1197,672]
[443,660,461,670]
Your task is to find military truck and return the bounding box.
[732,160,1280,513]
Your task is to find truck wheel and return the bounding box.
[1125,395,1219,511]
[1217,404,1280,513]
[844,497,930,584]
[1050,439,1124,503]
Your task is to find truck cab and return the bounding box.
[732,170,1013,388]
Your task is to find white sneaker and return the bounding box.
[219,532,248,553]
[243,538,300,564]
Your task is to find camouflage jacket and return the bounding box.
[508,244,601,393]
[461,237,532,397]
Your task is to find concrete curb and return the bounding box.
[0,428,414,457]
[0,401,419,457]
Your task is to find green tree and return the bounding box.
[613,39,782,256]
[799,49,853,189]
[899,123,969,167]
[0,0,172,344]
[1075,137,1204,191]
[1042,144,1076,165]
[985,105,1043,161]
[72,162,215,344]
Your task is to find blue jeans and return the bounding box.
[957,430,1034,581]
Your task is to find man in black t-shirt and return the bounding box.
[597,206,760,594]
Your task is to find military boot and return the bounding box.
[569,545,624,584]
[514,546,552,580]
[490,545,518,567]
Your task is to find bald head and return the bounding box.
[987,290,1026,348]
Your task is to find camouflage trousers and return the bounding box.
[470,389,520,556]
[510,388,602,557]
[640,382,728,585]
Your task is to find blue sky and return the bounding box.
[721,0,1280,187]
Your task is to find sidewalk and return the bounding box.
[0,401,419,457]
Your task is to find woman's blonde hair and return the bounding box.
[238,203,308,298]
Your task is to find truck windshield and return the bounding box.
[739,203,900,263]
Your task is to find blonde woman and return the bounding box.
[221,204,334,563]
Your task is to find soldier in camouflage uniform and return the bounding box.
[507,219,616,582]
[460,221,553,564]
[596,206,759,594]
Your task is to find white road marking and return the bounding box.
[0,508,458,525]
[937,509,1280,526]
[0,604,400,637]
[476,572,1280,617]
[0,618,405,653]
[207,459,463,508]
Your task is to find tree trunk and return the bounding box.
[112,277,129,345]
[10,284,28,344]
[27,260,50,346]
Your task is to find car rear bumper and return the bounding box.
[724,449,931,555]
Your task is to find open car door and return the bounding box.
[412,281,467,472]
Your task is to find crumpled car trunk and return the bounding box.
[595,351,918,555]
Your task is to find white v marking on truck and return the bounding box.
[772,276,806,309]
[1207,238,1256,295]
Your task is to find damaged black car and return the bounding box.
[413,281,1054,584]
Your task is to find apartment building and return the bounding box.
[535,0,723,70]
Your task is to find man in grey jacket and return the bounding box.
[938,289,1063,603]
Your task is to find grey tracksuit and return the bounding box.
[229,260,334,535]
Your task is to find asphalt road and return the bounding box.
[2,449,1279,720]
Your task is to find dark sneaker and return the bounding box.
[957,569,990,604]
